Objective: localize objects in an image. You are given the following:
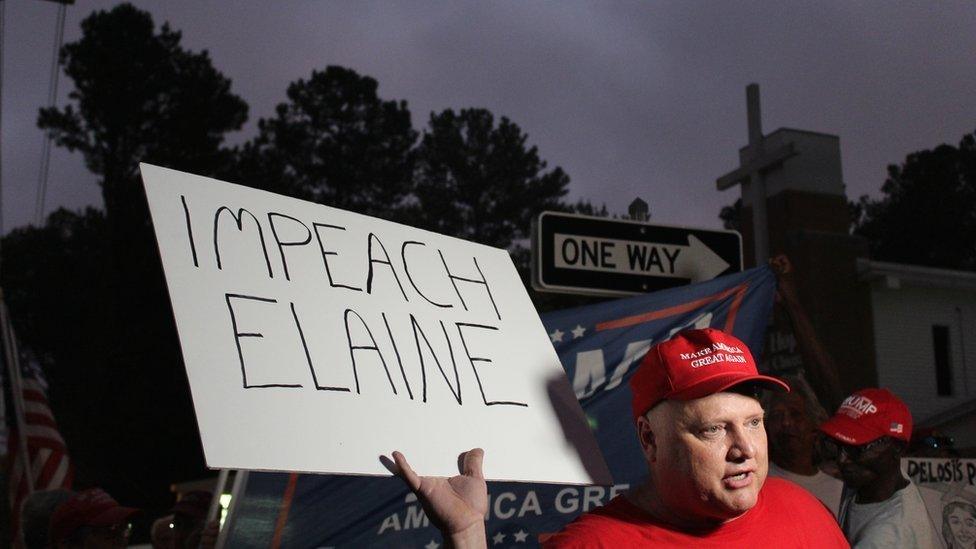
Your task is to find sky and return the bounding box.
[2,1,975,234]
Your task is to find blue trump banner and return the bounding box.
[222,266,777,548]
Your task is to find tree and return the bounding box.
[38,3,248,234]
[571,200,610,218]
[1,210,110,369]
[412,108,569,250]
[234,66,417,220]
[0,210,152,491]
[8,3,248,514]
[851,129,976,271]
[719,198,742,232]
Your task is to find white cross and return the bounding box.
[715,84,797,265]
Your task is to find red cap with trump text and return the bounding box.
[819,388,913,445]
[630,328,789,420]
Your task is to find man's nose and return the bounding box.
[728,428,758,461]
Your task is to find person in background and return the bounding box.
[765,377,844,516]
[170,491,212,549]
[20,489,75,549]
[820,388,941,548]
[150,513,176,549]
[48,488,139,549]
[765,255,845,516]
[943,500,976,549]
[151,490,218,549]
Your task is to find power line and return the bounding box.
[0,0,7,245]
[34,2,67,226]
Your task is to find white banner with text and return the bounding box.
[140,163,609,484]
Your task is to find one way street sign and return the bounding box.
[532,211,742,296]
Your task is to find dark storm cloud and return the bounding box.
[3,1,975,233]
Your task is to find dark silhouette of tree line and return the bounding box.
[1,3,600,528]
[719,131,976,273]
[850,131,976,272]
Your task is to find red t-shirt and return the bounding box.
[543,477,849,548]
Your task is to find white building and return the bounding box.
[860,260,976,449]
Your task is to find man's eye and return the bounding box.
[702,425,723,435]
[749,418,763,428]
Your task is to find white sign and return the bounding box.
[902,457,976,548]
[140,164,610,484]
[552,233,730,280]
[533,211,742,296]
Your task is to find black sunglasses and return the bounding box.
[819,436,890,461]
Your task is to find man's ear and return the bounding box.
[637,415,657,463]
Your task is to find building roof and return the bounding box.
[857,258,976,291]
[918,396,976,429]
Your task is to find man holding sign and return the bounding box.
[393,329,848,547]
[141,165,840,544]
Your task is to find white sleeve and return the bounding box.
[853,522,939,549]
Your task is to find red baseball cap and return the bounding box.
[49,488,139,542]
[819,388,913,445]
[630,328,789,420]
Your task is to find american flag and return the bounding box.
[2,303,73,546]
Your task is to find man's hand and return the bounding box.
[769,254,799,304]
[769,254,792,276]
[391,449,488,547]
